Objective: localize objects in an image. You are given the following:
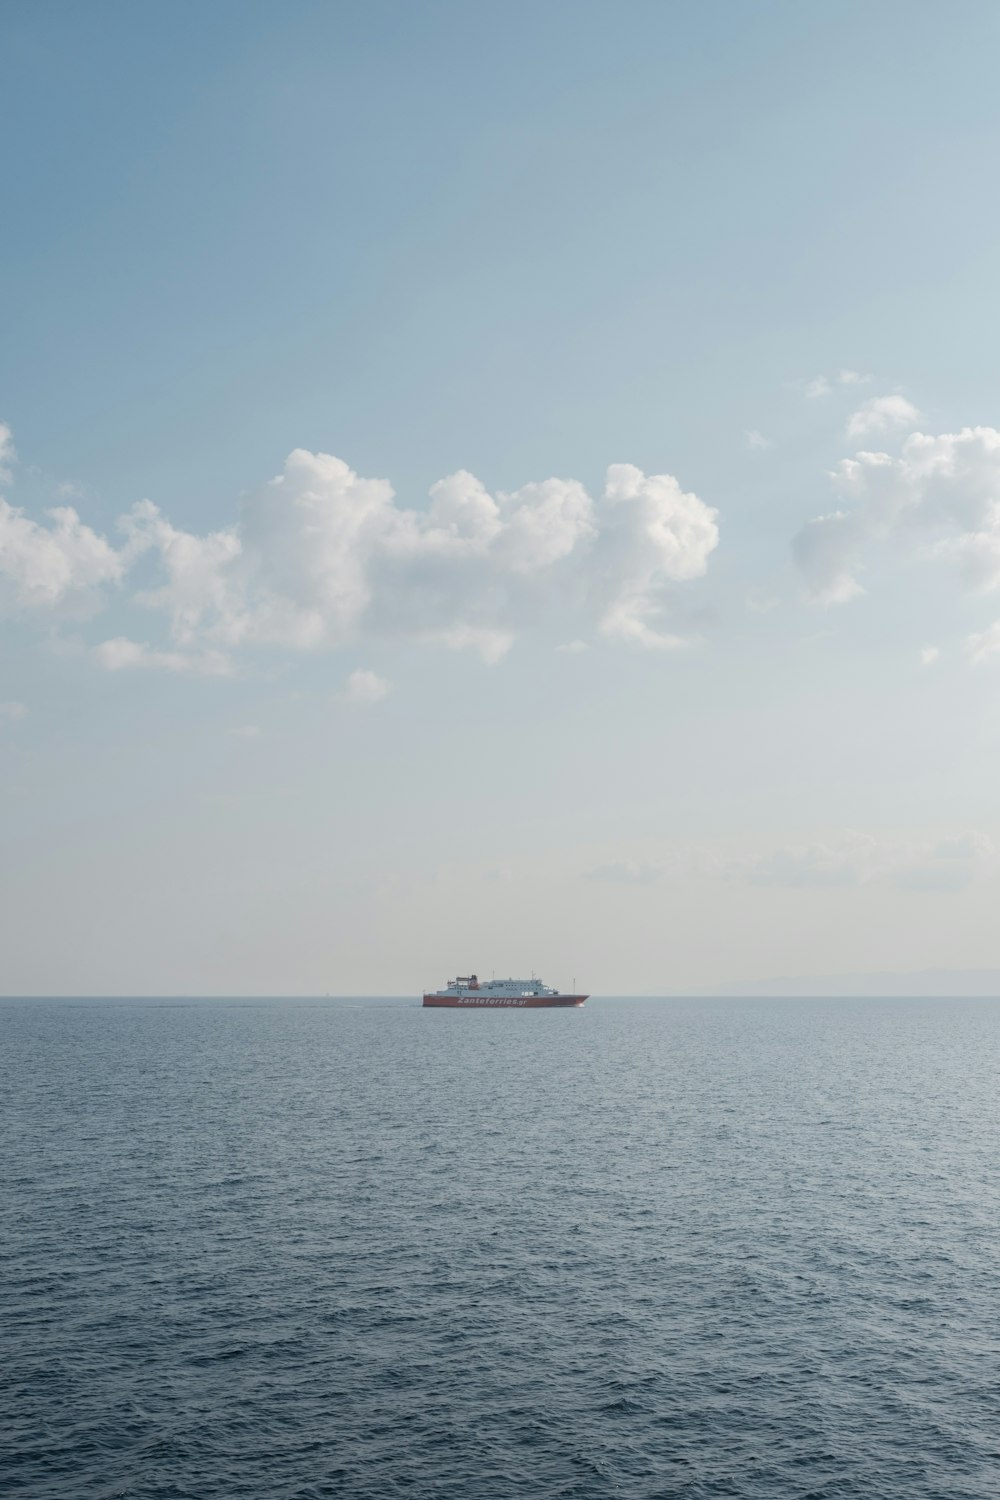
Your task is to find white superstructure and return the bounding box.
[431,974,563,998]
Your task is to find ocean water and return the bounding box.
[2,997,999,1500]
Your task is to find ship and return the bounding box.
[422,974,587,1008]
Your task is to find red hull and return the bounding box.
[423,994,587,1008]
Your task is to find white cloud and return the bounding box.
[0,700,27,720]
[122,501,244,647]
[919,645,941,666]
[494,477,595,573]
[556,639,588,653]
[805,377,832,400]
[2,445,719,672]
[746,429,772,451]
[598,463,719,649]
[793,425,1000,606]
[230,724,261,738]
[342,668,390,704]
[424,470,503,553]
[583,860,663,886]
[845,394,919,440]
[0,500,123,616]
[93,637,233,676]
[0,422,15,483]
[130,453,595,658]
[838,370,872,386]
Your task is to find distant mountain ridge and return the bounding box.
[695,968,1000,998]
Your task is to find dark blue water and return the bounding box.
[2,997,999,1499]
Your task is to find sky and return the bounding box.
[4,0,1000,995]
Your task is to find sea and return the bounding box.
[2,996,999,1500]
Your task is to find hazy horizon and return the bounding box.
[7,966,1000,1001]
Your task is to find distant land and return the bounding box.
[693,969,1000,998]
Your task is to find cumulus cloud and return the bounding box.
[746,429,772,451]
[793,425,1000,606]
[493,477,595,573]
[805,377,832,400]
[919,645,941,666]
[583,860,664,885]
[342,667,390,704]
[838,370,872,387]
[121,501,244,647]
[3,444,717,673]
[723,830,996,891]
[144,450,716,663]
[845,394,919,440]
[0,500,123,616]
[0,699,27,720]
[597,463,718,648]
[118,455,601,661]
[0,428,719,674]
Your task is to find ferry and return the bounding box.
[422,974,587,1008]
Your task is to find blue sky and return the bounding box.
[4,2,1000,994]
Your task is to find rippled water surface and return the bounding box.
[3,996,1000,1498]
